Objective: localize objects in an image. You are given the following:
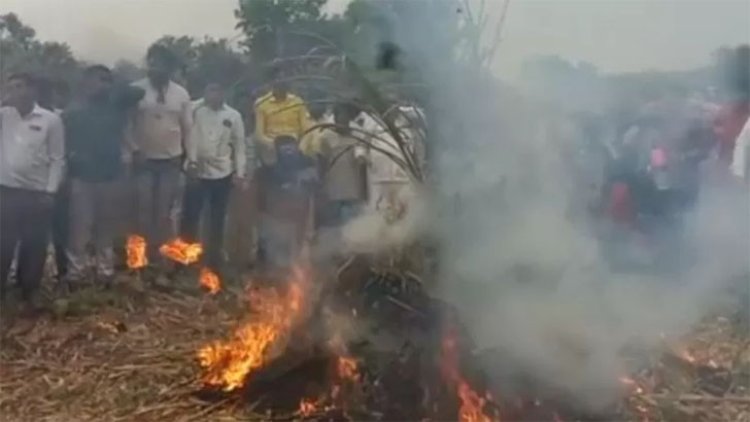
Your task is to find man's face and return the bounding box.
[147,56,170,82]
[204,84,224,107]
[4,78,34,107]
[272,81,289,100]
[85,71,113,98]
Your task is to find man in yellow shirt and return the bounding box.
[253,80,316,163]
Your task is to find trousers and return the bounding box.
[180,176,232,270]
[66,178,120,281]
[132,158,182,262]
[0,186,53,299]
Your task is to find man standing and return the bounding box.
[354,104,424,220]
[318,104,366,226]
[0,73,65,306]
[129,45,192,266]
[254,77,313,165]
[63,65,144,288]
[254,72,317,268]
[182,82,246,274]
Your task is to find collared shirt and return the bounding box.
[130,78,192,159]
[353,107,425,184]
[253,92,310,145]
[0,104,65,193]
[186,100,246,179]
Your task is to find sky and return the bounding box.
[2,0,749,79]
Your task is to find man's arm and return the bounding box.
[232,111,247,179]
[46,114,66,193]
[184,105,199,166]
[297,102,319,156]
[179,88,194,158]
[114,85,145,110]
[254,101,272,146]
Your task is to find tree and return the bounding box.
[234,0,329,63]
[0,13,80,85]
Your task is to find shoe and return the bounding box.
[18,291,46,317]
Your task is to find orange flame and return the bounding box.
[159,238,203,265]
[126,235,148,269]
[197,268,307,391]
[457,380,494,422]
[199,267,221,294]
[441,327,498,422]
[337,356,359,382]
[298,398,318,416]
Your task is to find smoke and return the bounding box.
[347,0,748,411]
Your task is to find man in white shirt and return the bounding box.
[353,104,424,220]
[129,44,192,265]
[181,82,246,272]
[0,73,65,306]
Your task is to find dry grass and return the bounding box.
[0,275,260,422]
[624,314,750,422]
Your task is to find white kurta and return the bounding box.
[351,107,423,218]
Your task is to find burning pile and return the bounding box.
[197,267,308,391]
[190,262,524,421]
[190,261,745,422]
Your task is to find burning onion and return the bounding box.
[199,267,221,294]
[159,238,203,265]
[126,234,148,270]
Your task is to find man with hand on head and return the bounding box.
[129,44,192,269]
[63,65,144,289]
[0,73,65,310]
[182,82,246,275]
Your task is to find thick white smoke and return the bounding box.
[337,0,748,411]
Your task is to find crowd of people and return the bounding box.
[0,44,423,312]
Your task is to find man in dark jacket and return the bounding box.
[62,65,144,288]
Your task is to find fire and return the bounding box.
[441,327,498,422]
[199,267,221,294]
[126,234,148,269]
[159,238,203,265]
[298,398,318,416]
[456,380,494,422]
[336,356,359,382]
[197,268,307,391]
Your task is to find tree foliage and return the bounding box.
[235,0,329,63]
[0,13,80,85]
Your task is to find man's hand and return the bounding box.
[185,161,200,178]
[233,175,247,190]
